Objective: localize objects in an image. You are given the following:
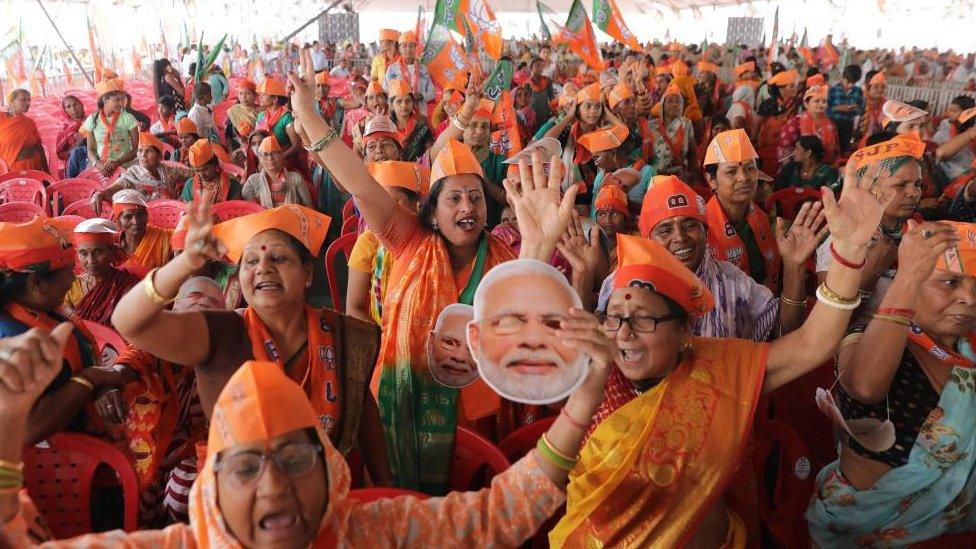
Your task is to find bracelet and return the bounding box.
[451,116,468,132]
[143,268,177,306]
[536,434,577,471]
[815,284,862,310]
[559,407,590,431]
[69,375,95,392]
[872,313,912,327]
[830,242,866,269]
[304,126,339,152]
[780,295,807,308]
[877,307,915,318]
[858,289,874,300]
[0,459,23,473]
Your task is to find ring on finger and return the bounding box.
[921,229,933,239]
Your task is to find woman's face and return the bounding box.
[806,96,828,116]
[10,92,30,115]
[63,97,84,120]
[137,146,161,169]
[613,97,636,120]
[876,160,922,219]
[654,75,670,95]
[249,133,268,150]
[431,174,487,251]
[781,82,799,100]
[158,102,174,118]
[595,208,627,237]
[391,95,414,119]
[117,208,149,242]
[259,94,275,109]
[500,206,517,226]
[366,93,388,114]
[363,137,401,162]
[604,288,687,381]
[238,230,312,313]
[316,84,331,100]
[867,82,885,99]
[76,242,114,278]
[648,217,707,271]
[260,151,284,174]
[463,117,491,149]
[897,118,927,135]
[216,429,328,549]
[239,88,256,106]
[793,143,810,163]
[663,94,682,118]
[915,270,976,343]
[708,160,759,207]
[194,161,222,182]
[179,134,199,149]
[592,150,621,173]
[578,100,603,126]
[103,93,125,115]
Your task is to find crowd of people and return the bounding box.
[2,24,976,548]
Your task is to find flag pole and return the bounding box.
[282,0,345,43]
[35,0,95,87]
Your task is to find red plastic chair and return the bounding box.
[0,178,46,208]
[342,199,356,221]
[23,432,139,538]
[81,320,128,367]
[62,199,108,219]
[0,201,47,222]
[56,215,86,225]
[147,199,186,229]
[913,532,976,548]
[764,187,823,222]
[498,416,556,462]
[346,487,431,503]
[211,199,265,222]
[221,162,245,179]
[341,215,359,235]
[450,426,511,491]
[0,169,54,185]
[766,360,838,474]
[325,232,357,313]
[77,166,123,187]
[752,419,815,549]
[47,179,103,216]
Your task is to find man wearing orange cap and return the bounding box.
[180,139,242,204]
[383,30,435,104]
[242,136,312,209]
[779,84,839,167]
[91,132,193,210]
[63,219,139,326]
[370,29,401,81]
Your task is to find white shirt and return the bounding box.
[330,65,350,78]
[312,49,329,72]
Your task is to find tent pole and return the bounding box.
[35,0,95,87]
[282,0,345,43]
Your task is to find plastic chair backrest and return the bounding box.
[764,187,823,222]
[450,426,511,491]
[341,199,356,221]
[752,419,815,549]
[81,320,128,367]
[211,199,265,222]
[0,178,46,208]
[325,232,357,313]
[147,199,186,229]
[23,432,139,538]
[0,169,54,186]
[498,417,557,462]
[47,179,103,216]
[0,201,47,222]
[77,166,123,187]
[346,487,431,503]
[221,162,245,179]
[62,199,108,219]
[340,215,359,235]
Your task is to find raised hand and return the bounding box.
[286,48,320,125]
[896,221,959,284]
[0,324,73,417]
[776,201,828,266]
[458,71,484,122]
[558,308,615,403]
[557,215,603,279]
[821,160,892,249]
[181,190,226,270]
[503,147,578,261]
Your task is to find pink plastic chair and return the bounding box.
[211,199,265,222]
[147,199,186,229]
[77,166,123,187]
[0,202,47,222]
[221,162,245,179]
[450,426,511,491]
[498,417,557,462]
[0,169,54,185]
[325,232,357,313]
[0,158,8,175]
[0,178,46,208]
[47,179,103,216]
[62,199,108,219]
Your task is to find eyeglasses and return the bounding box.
[215,441,322,489]
[597,313,677,333]
[487,313,565,335]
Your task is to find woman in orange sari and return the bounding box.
[551,161,888,546]
[287,50,579,495]
[756,69,800,178]
[0,89,49,173]
[112,190,173,279]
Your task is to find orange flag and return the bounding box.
[421,23,476,90]
[87,16,104,81]
[591,0,639,51]
[554,0,605,71]
[490,90,523,158]
[62,60,76,88]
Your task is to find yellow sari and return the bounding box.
[551,337,768,548]
[121,225,173,279]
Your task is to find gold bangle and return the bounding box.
[780,295,807,308]
[143,268,176,306]
[818,282,859,305]
[0,460,23,473]
[69,375,95,392]
[871,313,911,327]
[305,126,339,153]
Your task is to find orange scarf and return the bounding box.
[192,170,231,204]
[706,197,781,291]
[799,112,838,163]
[5,302,94,374]
[98,110,121,162]
[529,76,550,93]
[120,225,173,279]
[257,105,288,134]
[243,306,342,433]
[908,325,976,370]
[656,117,686,165]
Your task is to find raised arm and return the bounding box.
[544,101,576,139]
[503,148,578,262]
[429,74,481,161]
[935,125,976,162]
[288,49,395,234]
[775,201,829,334]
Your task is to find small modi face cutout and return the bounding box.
[427,304,478,388]
[467,259,589,405]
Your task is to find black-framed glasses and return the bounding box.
[215,441,323,489]
[596,312,677,333]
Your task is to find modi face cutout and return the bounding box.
[427,304,478,388]
[467,259,589,404]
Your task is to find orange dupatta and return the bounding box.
[0,113,44,171]
[192,170,231,204]
[120,225,173,279]
[799,112,838,164]
[243,305,342,434]
[705,197,781,292]
[551,338,768,548]
[5,302,95,374]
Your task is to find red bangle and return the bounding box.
[830,242,866,269]
[876,307,915,319]
[560,407,590,431]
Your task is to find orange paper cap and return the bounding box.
[315,72,331,85]
[882,100,928,123]
[365,79,385,97]
[703,128,758,166]
[848,132,926,172]
[806,74,827,87]
[671,60,690,77]
[430,139,484,183]
[594,184,628,215]
[577,124,630,153]
[238,79,257,92]
[257,77,287,97]
[0,217,78,273]
[607,83,635,110]
[259,135,283,153]
[398,30,417,44]
[935,222,976,276]
[379,29,400,42]
[734,61,756,77]
[638,175,706,236]
[869,72,886,86]
[613,234,714,317]
[697,61,719,74]
[188,139,218,167]
[176,117,198,136]
[367,160,423,194]
[138,132,166,151]
[804,85,828,101]
[959,107,976,125]
[387,79,412,98]
[95,78,125,97]
[213,204,332,263]
[768,69,799,87]
[473,98,495,120]
[576,82,602,104]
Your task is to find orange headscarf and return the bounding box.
[594,184,628,215]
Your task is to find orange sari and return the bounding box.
[120,225,174,279]
[0,113,45,171]
[551,338,768,548]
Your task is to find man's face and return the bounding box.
[401,42,417,59]
[467,271,588,404]
[428,311,477,387]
